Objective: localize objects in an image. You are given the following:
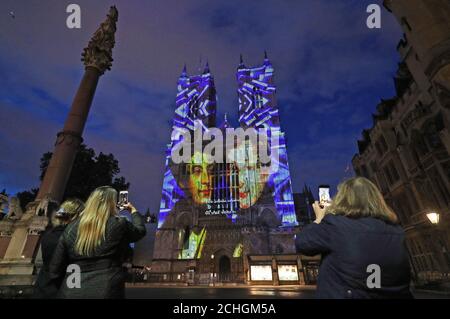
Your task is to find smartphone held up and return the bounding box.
[318,185,331,208]
[118,190,129,210]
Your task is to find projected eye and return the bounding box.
[192,166,202,174]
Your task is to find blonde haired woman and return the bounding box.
[296,177,412,299]
[49,186,146,299]
[33,198,85,299]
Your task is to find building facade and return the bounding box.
[150,55,311,285]
[353,0,450,284]
[293,186,315,226]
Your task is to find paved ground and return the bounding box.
[125,285,450,299]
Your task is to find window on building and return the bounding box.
[389,161,400,182]
[429,166,450,205]
[375,141,383,156]
[383,166,394,185]
[413,133,430,157]
[380,135,389,153]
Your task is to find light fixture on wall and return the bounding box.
[426,212,440,225]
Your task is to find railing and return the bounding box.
[126,271,245,285]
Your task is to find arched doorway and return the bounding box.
[218,255,231,282]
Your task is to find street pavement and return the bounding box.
[125,285,450,299]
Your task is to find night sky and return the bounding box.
[0,0,403,214]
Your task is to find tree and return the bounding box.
[17,188,39,211]
[18,144,130,208]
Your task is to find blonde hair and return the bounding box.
[52,198,85,226]
[75,186,118,256]
[326,177,398,224]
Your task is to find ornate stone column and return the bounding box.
[37,6,118,203]
[0,7,119,290]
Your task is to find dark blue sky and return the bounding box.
[0,0,403,213]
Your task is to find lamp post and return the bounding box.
[210,254,215,287]
[404,211,440,232]
[404,211,441,284]
[426,212,440,225]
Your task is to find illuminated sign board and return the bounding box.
[277,265,299,281]
[250,265,273,281]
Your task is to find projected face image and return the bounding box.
[187,152,214,205]
[231,141,270,209]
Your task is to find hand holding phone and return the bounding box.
[318,185,331,209]
[118,191,129,210]
[312,201,327,224]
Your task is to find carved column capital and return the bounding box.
[0,220,14,236]
[81,6,118,75]
[28,216,49,235]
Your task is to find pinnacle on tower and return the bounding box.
[238,53,246,69]
[219,112,230,130]
[203,60,210,74]
[263,50,271,65]
[180,63,187,77]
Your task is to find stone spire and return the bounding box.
[238,53,246,69]
[263,50,271,65]
[180,63,187,77]
[203,60,210,74]
[81,6,118,75]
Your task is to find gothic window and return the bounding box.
[376,171,389,193]
[389,161,400,182]
[375,141,383,156]
[428,166,450,205]
[383,165,393,185]
[412,132,430,157]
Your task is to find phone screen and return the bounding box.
[118,191,129,210]
[318,185,331,207]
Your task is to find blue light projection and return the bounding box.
[158,64,217,228]
[157,56,298,231]
[237,54,298,227]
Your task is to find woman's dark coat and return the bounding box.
[32,225,66,298]
[295,214,413,299]
[49,213,146,299]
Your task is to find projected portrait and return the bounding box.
[178,226,206,259]
[229,139,270,209]
[186,152,214,205]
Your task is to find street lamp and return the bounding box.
[426,212,440,225]
[405,211,441,232]
[210,254,215,286]
[404,211,441,283]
